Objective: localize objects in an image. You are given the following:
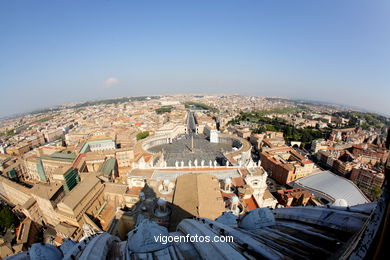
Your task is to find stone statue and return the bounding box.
[82,223,96,238]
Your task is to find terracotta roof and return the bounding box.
[126,186,143,196]
[243,196,258,211]
[232,177,246,187]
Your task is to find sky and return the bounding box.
[0,0,389,117]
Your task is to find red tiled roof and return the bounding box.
[221,192,235,199]
[73,153,86,167]
[243,196,258,211]
[302,159,314,164]
[54,236,64,244]
[232,177,246,187]
[126,186,143,196]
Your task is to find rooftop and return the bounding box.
[30,182,63,200]
[57,174,101,211]
[293,170,370,206]
[171,172,225,228]
[40,152,76,162]
[10,203,378,259]
[99,158,116,177]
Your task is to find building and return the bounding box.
[260,147,314,185]
[23,156,43,181]
[275,188,316,207]
[79,139,116,153]
[351,144,389,164]
[5,204,379,260]
[51,167,80,193]
[98,158,118,182]
[316,149,359,177]
[85,153,105,172]
[293,170,370,206]
[43,128,64,143]
[40,152,76,181]
[15,218,40,251]
[350,166,384,200]
[311,139,329,153]
[170,172,225,230]
[0,175,31,206]
[30,182,65,226]
[5,143,30,156]
[56,174,105,240]
[250,131,286,151]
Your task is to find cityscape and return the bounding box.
[0,94,389,259]
[1,1,390,260]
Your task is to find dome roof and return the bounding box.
[238,208,275,230]
[127,219,171,253]
[29,243,62,260]
[216,212,238,226]
[333,198,349,207]
[59,239,76,255]
[157,198,166,206]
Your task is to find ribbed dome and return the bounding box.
[29,243,62,260]
[127,219,171,253]
[333,198,349,207]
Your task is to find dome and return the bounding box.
[29,243,63,260]
[216,212,238,226]
[231,195,239,204]
[238,208,275,230]
[333,199,349,207]
[225,178,232,184]
[127,219,171,253]
[59,239,76,255]
[157,198,166,207]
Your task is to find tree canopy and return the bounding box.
[136,131,150,141]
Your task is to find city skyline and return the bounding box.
[1,93,388,120]
[1,0,389,116]
[0,94,388,259]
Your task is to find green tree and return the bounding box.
[301,130,313,143]
[371,187,382,200]
[285,126,292,138]
[136,131,150,141]
[0,206,18,230]
[155,106,173,114]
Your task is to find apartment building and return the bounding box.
[261,147,314,185]
[350,166,384,199]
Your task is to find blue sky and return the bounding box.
[0,0,389,116]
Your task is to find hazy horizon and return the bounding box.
[1,0,389,117]
[1,93,387,119]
